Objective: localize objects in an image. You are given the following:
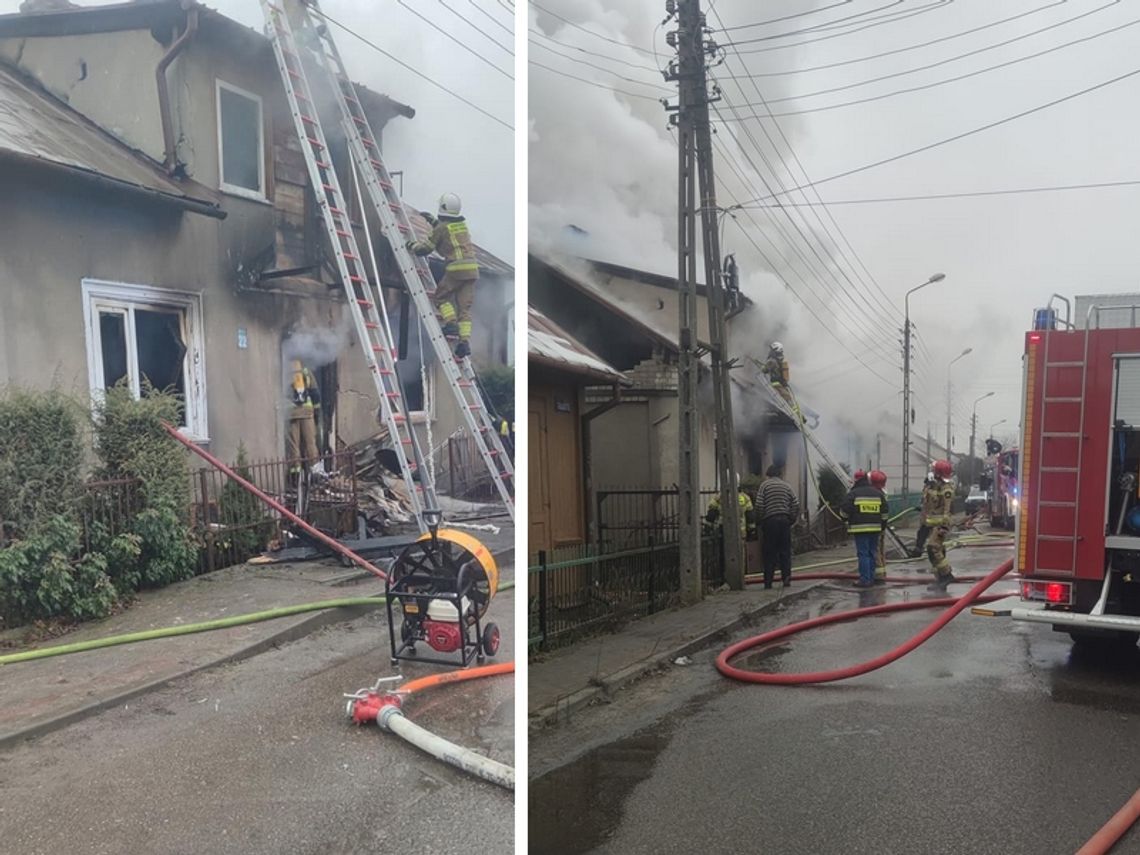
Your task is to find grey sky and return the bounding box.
[529,0,1140,466]
[0,0,515,260]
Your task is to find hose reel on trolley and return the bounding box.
[385,510,502,668]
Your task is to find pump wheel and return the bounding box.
[481,622,500,657]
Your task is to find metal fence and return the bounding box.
[81,477,146,552]
[595,487,720,550]
[528,531,723,653]
[190,451,358,573]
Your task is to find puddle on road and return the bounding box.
[1048,643,1140,714]
[529,719,676,855]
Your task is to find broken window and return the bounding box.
[83,281,208,439]
[217,80,264,197]
[390,300,433,418]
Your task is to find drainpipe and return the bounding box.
[157,0,199,175]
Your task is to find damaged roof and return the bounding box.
[529,304,628,384]
[0,61,223,217]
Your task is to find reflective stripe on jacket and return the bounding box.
[409,216,480,278]
[840,483,888,534]
[922,480,955,526]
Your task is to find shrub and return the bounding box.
[218,444,273,560]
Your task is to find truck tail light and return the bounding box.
[1021,579,1072,605]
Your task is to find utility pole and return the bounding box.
[902,316,912,501]
[666,0,741,596]
[945,375,952,456]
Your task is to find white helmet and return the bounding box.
[770,341,784,356]
[438,192,462,217]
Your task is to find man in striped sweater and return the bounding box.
[755,464,801,589]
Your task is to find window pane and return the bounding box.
[220,87,261,192]
[394,311,427,412]
[135,309,187,425]
[99,311,128,390]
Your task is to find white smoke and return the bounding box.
[281,309,354,389]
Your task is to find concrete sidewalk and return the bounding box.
[0,542,514,749]
[528,540,858,729]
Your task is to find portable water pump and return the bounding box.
[385,510,501,668]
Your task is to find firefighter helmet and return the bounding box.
[770,341,784,356]
[438,192,462,216]
[853,468,867,482]
[933,459,953,479]
[870,470,887,488]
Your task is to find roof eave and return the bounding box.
[0,148,226,219]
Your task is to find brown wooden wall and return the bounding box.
[529,372,585,557]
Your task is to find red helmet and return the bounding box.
[852,469,867,482]
[870,469,887,488]
[933,459,953,479]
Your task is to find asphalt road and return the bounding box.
[0,587,515,855]
[529,546,1140,855]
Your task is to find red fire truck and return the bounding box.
[975,295,1140,646]
[983,444,1019,530]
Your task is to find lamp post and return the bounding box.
[989,418,1007,440]
[902,272,946,503]
[968,391,995,481]
[946,347,972,455]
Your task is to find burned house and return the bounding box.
[528,251,808,553]
[0,0,512,475]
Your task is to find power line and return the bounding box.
[394,0,512,79]
[734,178,1140,207]
[528,27,664,72]
[735,66,1140,204]
[468,0,513,37]
[727,0,1067,78]
[530,0,660,56]
[435,0,515,55]
[717,1,854,32]
[735,5,1134,115]
[732,0,952,55]
[530,38,672,91]
[709,3,904,329]
[307,7,512,130]
[528,59,664,101]
[723,0,912,46]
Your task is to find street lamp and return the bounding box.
[902,272,946,503]
[968,391,995,479]
[946,347,972,454]
[989,418,1007,439]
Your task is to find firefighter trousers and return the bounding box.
[926,525,952,577]
[287,407,319,473]
[433,272,478,342]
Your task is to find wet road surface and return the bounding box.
[529,547,1140,854]
[0,593,514,855]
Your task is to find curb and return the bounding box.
[0,602,380,751]
[528,582,825,730]
[1,546,518,749]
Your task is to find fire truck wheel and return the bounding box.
[481,623,500,658]
[1069,630,1139,649]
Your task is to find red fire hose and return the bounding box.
[720,557,1139,851]
[161,422,388,580]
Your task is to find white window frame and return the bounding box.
[216,79,266,201]
[81,279,209,442]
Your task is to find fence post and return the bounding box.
[647,535,656,615]
[538,549,548,650]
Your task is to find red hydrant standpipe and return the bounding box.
[161,422,388,580]
[349,662,515,790]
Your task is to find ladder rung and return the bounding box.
[1044,397,1081,403]
[357,299,372,308]
[316,160,332,170]
[1041,466,1079,473]
[1037,535,1076,542]
[386,392,400,398]
[353,116,366,125]
[1042,432,1080,438]
[1040,501,1077,508]
[362,137,376,148]
[306,137,325,148]
[300,114,318,125]
[350,275,366,284]
[1044,361,1084,368]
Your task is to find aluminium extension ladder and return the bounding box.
[750,362,910,555]
[263,0,515,522]
[261,0,437,532]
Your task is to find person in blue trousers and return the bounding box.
[840,469,890,589]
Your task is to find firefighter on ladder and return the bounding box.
[761,342,801,421]
[924,459,958,591]
[406,193,480,360]
[870,469,889,583]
